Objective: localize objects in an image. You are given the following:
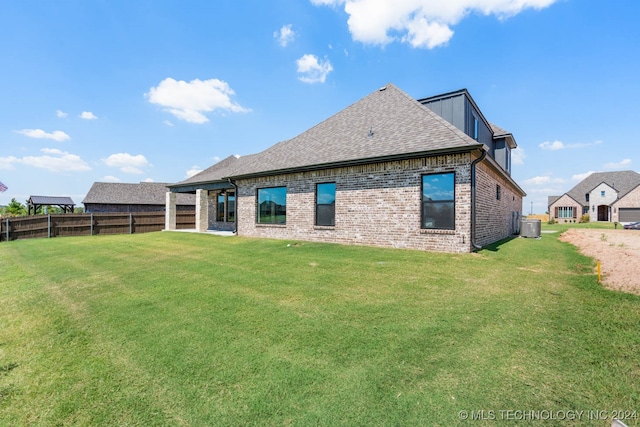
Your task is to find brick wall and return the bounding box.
[234,153,519,253]
[548,195,582,223]
[474,162,523,247]
[612,185,640,222]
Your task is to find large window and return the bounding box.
[557,206,574,219]
[422,172,455,229]
[257,187,287,224]
[316,182,336,226]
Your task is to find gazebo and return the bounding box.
[27,196,75,215]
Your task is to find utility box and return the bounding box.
[520,219,541,238]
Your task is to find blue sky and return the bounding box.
[1,0,638,214]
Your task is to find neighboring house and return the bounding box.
[548,170,640,223]
[27,196,75,215]
[83,182,195,213]
[166,84,526,253]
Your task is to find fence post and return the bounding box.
[48,215,51,238]
[129,212,133,234]
[90,213,93,236]
[5,218,8,242]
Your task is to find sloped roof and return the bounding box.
[563,170,640,205]
[176,154,259,186]
[174,83,483,186]
[233,84,481,178]
[29,196,75,205]
[83,182,195,205]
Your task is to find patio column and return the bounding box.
[195,189,208,232]
[165,191,177,230]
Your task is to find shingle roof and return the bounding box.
[175,154,259,186]
[28,196,75,205]
[83,182,195,205]
[234,84,481,177]
[563,171,640,205]
[175,83,482,185]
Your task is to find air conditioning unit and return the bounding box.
[520,219,541,238]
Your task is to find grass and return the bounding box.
[1,230,639,426]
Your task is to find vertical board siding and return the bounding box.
[0,211,195,241]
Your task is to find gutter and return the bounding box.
[228,178,238,234]
[470,148,487,251]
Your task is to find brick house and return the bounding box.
[548,171,640,224]
[83,182,195,213]
[166,84,525,253]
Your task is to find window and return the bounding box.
[496,185,501,200]
[316,182,336,226]
[227,194,235,222]
[473,117,479,140]
[557,206,574,219]
[585,193,590,202]
[216,192,236,222]
[217,194,225,222]
[601,190,606,197]
[257,187,286,224]
[422,172,455,229]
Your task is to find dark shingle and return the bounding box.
[565,171,640,205]
[83,182,194,205]
[29,196,75,205]
[174,83,483,185]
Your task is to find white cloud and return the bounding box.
[102,175,121,183]
[102,153,149,174]
[539,139,602,150]
[163,120,174,127]
[523,175,565,186]
[186,165,203,178]
[274,24,295,47]
[15,129,71,142]
[572,171,597,181]
[511,147,525,165]
[80,111,98,120]
[145,77,250,124]
[538,140,565,150]
[142,177,155,182]
[56,110,68,118]
[311,0,557,49]
[0,156,19,170]
[604,158,632,170]
[296,54,333,83]
[21,148,91,173]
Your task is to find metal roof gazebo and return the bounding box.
[27,196,75,215]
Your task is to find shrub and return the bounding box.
[579,214,590,223]
[548,217,556,225]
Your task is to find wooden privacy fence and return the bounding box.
[0,211,195,242]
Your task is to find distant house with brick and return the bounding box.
[83,182,195,213]
[548,171,640,223]
[166,84,525,253]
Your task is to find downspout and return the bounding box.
[470,149,487,251]
[228,178,238,234]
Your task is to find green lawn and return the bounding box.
[1,230,639,426]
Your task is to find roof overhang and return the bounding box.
[169,181,233,193]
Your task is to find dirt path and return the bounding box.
[559,229,640,295]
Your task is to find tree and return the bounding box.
[3,198,27,216]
